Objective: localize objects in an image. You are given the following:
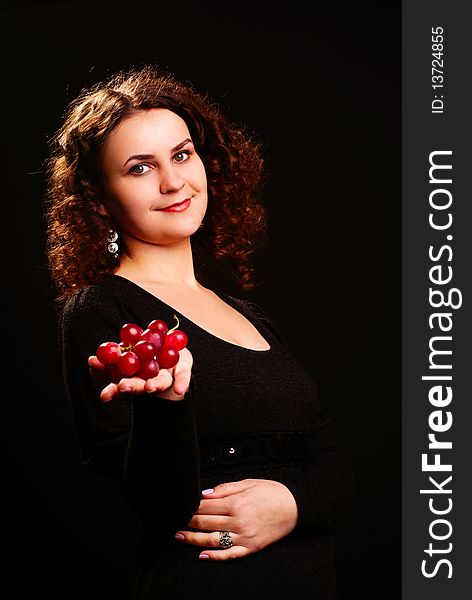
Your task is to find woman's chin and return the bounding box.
[156,224,203,245]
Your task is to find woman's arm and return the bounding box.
[59,286,202,534]
[175,415,355,560]
[276,413,355,531]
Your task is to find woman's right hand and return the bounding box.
[88,347,193,403]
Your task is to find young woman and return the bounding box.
[45,64,354,599]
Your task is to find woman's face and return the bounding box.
[98,108,208,247]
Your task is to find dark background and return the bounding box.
[3,1,401,598]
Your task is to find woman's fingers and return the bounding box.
[88,355,108,382]
[99,370,174,402]
[199,546,248,561]
[193,498,233,516]
[145,348,193,399]
[94,347,194,402]
[175,479,297,560]
[144,369,174,393]
[174,530,249,560]
[187,514,233,530]
[100,382,119,402]
[88,355,102,369]
[175,530,231,548]
[172,350,193,396]
[118,376,152,394]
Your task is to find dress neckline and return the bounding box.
[108,274,272,353]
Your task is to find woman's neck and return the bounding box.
[115,238,200,289]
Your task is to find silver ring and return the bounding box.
[218,530,233,549]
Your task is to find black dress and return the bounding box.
[59,274,355,600]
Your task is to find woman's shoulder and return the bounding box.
[63,278,111,308]
[59,274,171,335]
[60,276,126,322]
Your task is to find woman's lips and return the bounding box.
[159,198,191,212]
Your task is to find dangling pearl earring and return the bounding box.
[107,228,119,259]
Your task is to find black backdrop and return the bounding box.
[3,1,401,599]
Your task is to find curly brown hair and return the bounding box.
[44,64,268,305]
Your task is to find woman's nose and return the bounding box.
[159,166,185,194]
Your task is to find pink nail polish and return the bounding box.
[175,533,185,540]
[199,553,210,559]
[202,488,214,495]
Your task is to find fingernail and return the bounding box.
[175,533,185,540]
[120,386,132,393]
[202,488,214,495]
[199,553,210,559]
[147,385,157,393]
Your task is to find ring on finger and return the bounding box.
[218,530,234,549]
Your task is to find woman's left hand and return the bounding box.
[174,479,298,560]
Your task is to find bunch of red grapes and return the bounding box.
[95,315,188,382]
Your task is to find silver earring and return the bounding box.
[107,228,119,259]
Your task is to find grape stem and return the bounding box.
[167,314,180,335]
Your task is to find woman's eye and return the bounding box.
[129,163,151,175]
[174,150,191,163]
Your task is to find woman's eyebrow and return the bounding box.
[123,153,154,167]
[171,137,192,152]
[123,138,193,167]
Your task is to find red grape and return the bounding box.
[136,358,160,379]
[139,328,165,350]
[118,351,140,377]
[165,329,188,351]
[134,340,157,361]
[92,315,187,390]
[96,341,121,365]
[147,319,168,335]
[120,323,143,346]
[156,344,179,369]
